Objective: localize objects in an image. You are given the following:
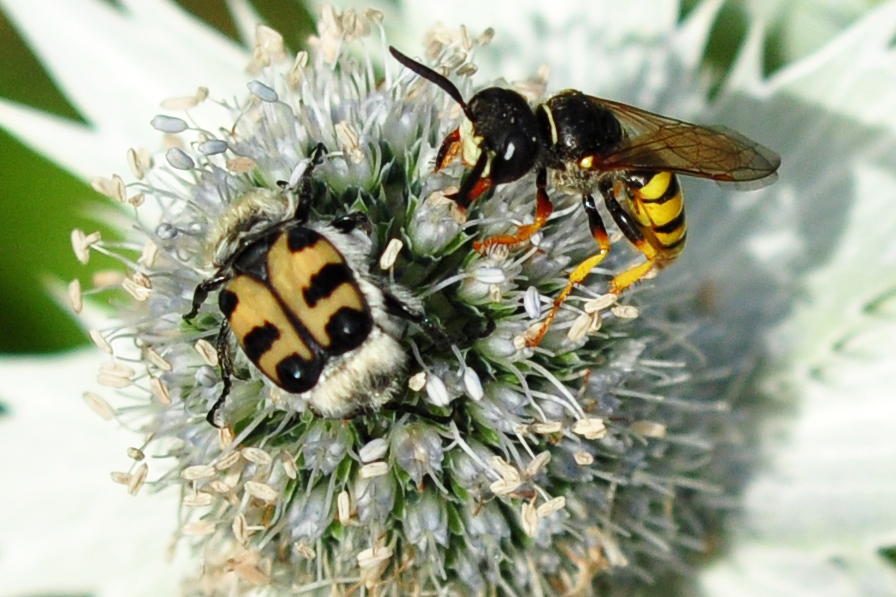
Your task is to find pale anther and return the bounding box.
[68,279,82,313]
[83,391,115,420]
[195,339,218,366]
[379,238,403,270]
[571,417,607,440]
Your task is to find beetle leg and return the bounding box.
[332,212,372,235]
[526,191,610,346]
[184,273,229,321]
[293,142,329,220]
[475,167,553,252]
[206,319,233,428]
[383,291,451,347]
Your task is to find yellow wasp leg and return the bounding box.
[526,192,610,346]
[608,254,657,295]
[606,173,684,294]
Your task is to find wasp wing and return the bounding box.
[590,97,781,183]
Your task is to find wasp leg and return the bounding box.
[527,191,610,346]
[436,128,461,171]
[475,167,553,252]
[601,178,661,295]
[206,319,234,428]
[184,274,229,321]
[448,148,492,211]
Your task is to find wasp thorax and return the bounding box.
[538,90,623,163]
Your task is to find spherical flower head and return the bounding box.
[72,8,767,596]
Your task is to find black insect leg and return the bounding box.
[599,177,659,295]
[292,142,329,221]
[332,212,372,235]
[383,291,451,348]
[184,273,228,321]
[598,177,648,249]
[206,319,233,428]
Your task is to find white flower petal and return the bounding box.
[701,51,896,597]
[746,165,896,540]
[0,0,250,178]
[0,350,187,597]
[0,97,124,181]
[672,0,726,72]
[225,0,267,47]
[726,20,768,91]
[749,0,896,130]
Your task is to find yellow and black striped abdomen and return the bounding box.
[629,171,687,265]
[219,226,373,395]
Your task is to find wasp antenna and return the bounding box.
[388,46,475,122]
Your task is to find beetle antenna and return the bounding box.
[389,46,475,122]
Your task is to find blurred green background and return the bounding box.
[0,0,315,352]
[0,0,878,353]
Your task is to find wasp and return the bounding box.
[389,47,780,345]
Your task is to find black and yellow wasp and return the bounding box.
[390,47,780,345]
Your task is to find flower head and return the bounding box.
[60,7,775,595]
[5,2,895,597]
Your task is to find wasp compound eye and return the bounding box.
[490,129,540,184]
[467,88,541,184]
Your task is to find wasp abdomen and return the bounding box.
[629,171,687,261]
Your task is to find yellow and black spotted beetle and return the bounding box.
[184,144,425,426]
[390,47,781,345]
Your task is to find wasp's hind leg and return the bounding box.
[205,319,234,428]
[527,190,611,346]
[475,167,553,253]
[602,173,685,295]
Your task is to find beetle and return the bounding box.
[184,144,426,426]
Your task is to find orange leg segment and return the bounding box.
[526,192,610,346]
[475,167,553,252]
[449,149,491,211]
[435,128,461,171]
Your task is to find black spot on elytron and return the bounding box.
[304,262,352,308]
[276,354,321,394]
[219,289,239,318]
[326,307,372,354]
[286,226,320,252]
[242,322,280,363]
